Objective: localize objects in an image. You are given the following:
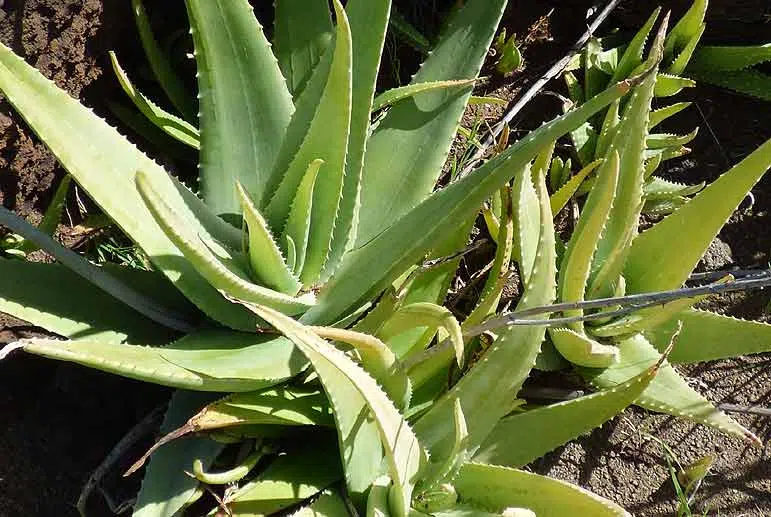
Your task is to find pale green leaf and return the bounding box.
[282,159,323,277]
[289,490,350,517]
[372,80,477,112]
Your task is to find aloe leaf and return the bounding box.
[590,294,704,338]
[0,41,260,329]
[136,170,315,316]
[421,398,469,489]
[549,160,602,215]
[663,0,707,62]
[584,334,760,445]
[688,43,771,73]
[643,177,704,199]
[237,182,301,295]
[512,163,539,285]
[690,68,771,102]
[649,102,692,129]
[647,128,698,149]
[308,76,639,326]
[595,99,620,159]
[454,463,631,516]
[0,259,183,344]
[356,0,507,245]
[185,0,294,215]
[273,0,334,97]
[15,174,71,254]
[612,7,660,82]
[227,439,342,515]
[372,80,478,112]
[549,328,618,367]
[311,326,412,410]
[131,0,195,120]
[654,73,695,97]
[134,392,223,517]
[322,0,392,280]
[645,309,771,364]
[0,207,195,332]
[584,38,609,102]
[414,164,555,460]
[474,360,659,467]
[668,23,705,75]
[588,31,661,299]
[367,475,392,517]
[382,303,465,369]
[240,303,425,516]
[290,490,350,517]
[266,0,353,284]
[109,51,200,149]
[625,137,771,294]
[283,159,323,277]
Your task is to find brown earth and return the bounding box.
[0,0,770,516]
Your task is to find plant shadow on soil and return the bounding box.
[0,0,770,515]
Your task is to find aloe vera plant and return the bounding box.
[0,0,660,514]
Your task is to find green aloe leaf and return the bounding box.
[654,73,695,97]
[131,0,195,120]
[0,40,256,329]
[584,334,760,445]
[134,391,224,517]
[649,102,692,129]
[15,174,72,255]
[474,359,659,467]
[687,44,771,73]
[663,0,707,62]
[356,0,507,245]
[309,75,638,326]
[109,51,200,149]
[185,0,294,215]
[289,490,350,517]
[0,259,184,345]
[625,137,771,294]
[645,309,771,364]
[282,159,323,277]
[136,170,315,316]
[265,0,353,284]
[689,68,771,102]
[273,0,334,97]
[414,164,555,460]
[643,177,704,199]
[322,0,392,280]
[549,160,601,216]
[227,439,342,516]
[241,303,425,516]
[371,80,478,112]
[611,7,660,82]
[454,463,631,516]
[668,23,705,76]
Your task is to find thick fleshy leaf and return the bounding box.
[689,68,771,102]
[663,0,707,61]
[134,391,223,517]
[549,160,602,215]
[654,73,695,97]
[0,40,256,329]
[136,170,315,316]
[625,137,771,294]
[648,102,691,129]
[645,309,771,364]
[414,165,555,460]
[273,0,334,97]
[372,80,477,112]
[549,328,618,368]
[668,23,705,76]
[131,0,195,120]
[0,259,184,345]
[109,51,200,149]
[289,490,350,517]
[688,44,771,73]
[474,360,659,466]
[308,76,638,326]
[240,303,425,516]
[322,0,392,280]
[454,463,631,516]
[265,0,353,284]
[356,0,507,245]
[584,334,760,445]
[185,0,294,214]
[227,439,342,515]
[282,159,323,277]
[611,7,660,82]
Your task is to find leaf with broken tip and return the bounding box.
[645,309,771,364]
[282,159,323,277]
[136,170,315,316]
[239,302,425,517]
[413,164,555,460]
[687,44,771,73]
[134,391,223,517]
[582,333,760,445]
[109,51,200,149]
[453,463,631,517]
[185,0,294,214]
[266,0,353,285]
[474,357,660,467]
[237,182,301,295]
[356,0,507,246]
[625,137,771,294]
[273,0,334,98]
[0,40,255,330]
